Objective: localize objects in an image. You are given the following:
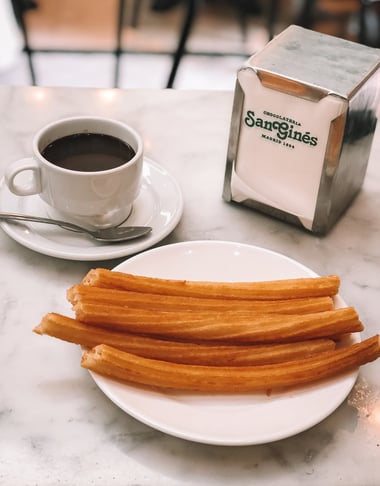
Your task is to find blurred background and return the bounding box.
[1,0,379,90]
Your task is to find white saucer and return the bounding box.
[0,158,183,261]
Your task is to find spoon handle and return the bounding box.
[0,212,87,233]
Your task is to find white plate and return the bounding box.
[87,240,359,446]
[0,158,183,261]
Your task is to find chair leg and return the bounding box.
[297,0,315,28]
[166,0,198,89]
[114,0,127,88]
[267,0,280,40]
[130,0,141,28]
[359,0,380,46]
[11,0,37,85]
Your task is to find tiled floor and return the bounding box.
[0,0,294,90]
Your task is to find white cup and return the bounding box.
[5,116,143,228]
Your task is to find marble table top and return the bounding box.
[0,85,379,486]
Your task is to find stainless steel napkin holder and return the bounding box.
[223,25,380,234]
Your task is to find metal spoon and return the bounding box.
[0,212,152,243]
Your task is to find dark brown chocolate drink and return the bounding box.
[42,133,136,172]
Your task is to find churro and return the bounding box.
[34,312,337,366]
[67,285,334,314]
[81,268,340,300]
[80,335,380,392]
[72,303,362,342]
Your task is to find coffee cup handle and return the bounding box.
[4,158,42,196]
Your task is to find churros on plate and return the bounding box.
[67,284,335,314]
[71,303,362,342]
[33,269,380,392]
[81,268,341,300]
[34,312,337,366]
[80,336,380,392]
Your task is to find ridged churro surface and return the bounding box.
[81,336,380,392]
[34,313,337,366]
[82,268,340,300]
[33,269,380,393]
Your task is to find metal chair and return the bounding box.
[10,0,128,87]
[8,0,295,89]
[166,0,280,88]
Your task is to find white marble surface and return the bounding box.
[0,85,379,486]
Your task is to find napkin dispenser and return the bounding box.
[223,25,380,234]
